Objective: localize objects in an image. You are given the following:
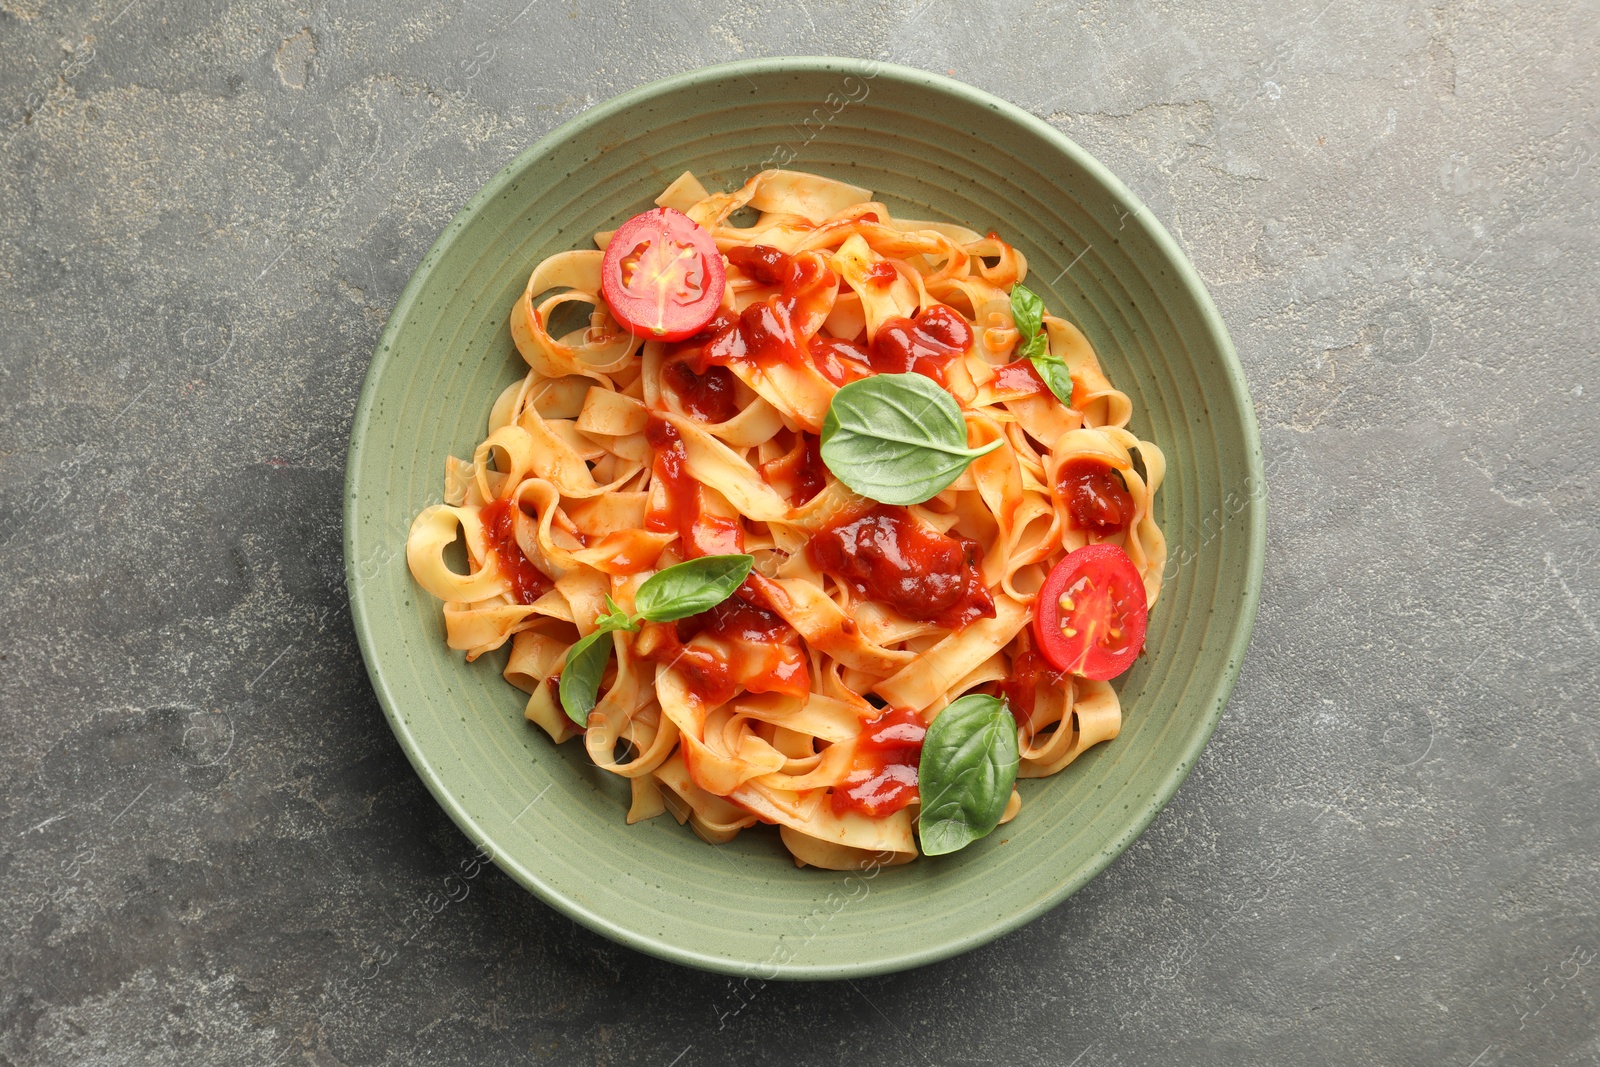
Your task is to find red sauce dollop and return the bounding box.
[636,621,737,707]
[662,310,737,378]
[1057,457,1134,534]
[864,260,898,286]
[724,244,791,286]
[807,504,995,629]
[697,593,791,642]
[807,336,873,386]
[637,589,808,705]
[790,433,826,505]
[870,305,973,385]
[644,416,744,557]
[478,498,553,605]
[831,706,925,817]
[664,359,739,423]
[698,253,838,372]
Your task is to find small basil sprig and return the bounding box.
[1009,283,1074,407]
[558,601,636,727]
[558,554,754,725]
[917,693,1020,856]
[821,373,1002,505]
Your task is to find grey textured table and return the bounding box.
[3,2,1597,1064]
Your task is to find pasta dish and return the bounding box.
[405,168,1166,870]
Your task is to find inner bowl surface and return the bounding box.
[344,57,1264,979]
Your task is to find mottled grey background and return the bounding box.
[2,0,1596,1064]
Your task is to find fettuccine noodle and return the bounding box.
[406,169,1166,869]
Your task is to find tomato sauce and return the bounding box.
[1057,457,1134,534]
[724,244,791,286]
[478,498,553,605]
[757,433,827,506]
[991,357,1049,397]
[830,706,925,817]
[869,305,973,385]
[807,336,873,386]
[697,252,838,373]
[664,359,739,423]
[807,504,995,629]
[636,621,737,707]
[662,310,736,384]
[864,260,898,286]
[790,433,826,504]
[644,416,744,557]
[638,590,809,704]
[995,635,1066,728]
[578,529,667,575]
[669,309,737,351]
[697,594,792,642]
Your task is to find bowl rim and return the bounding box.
[343,55,1266,979]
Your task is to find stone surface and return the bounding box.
[2,1,1597,1064]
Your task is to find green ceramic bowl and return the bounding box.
[344,57,1264,979]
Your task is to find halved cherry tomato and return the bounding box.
[600,207,726,342]
[1034,543,1148,680]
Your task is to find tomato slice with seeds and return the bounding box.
[600,207,726,342]
[1034,543,1148,680]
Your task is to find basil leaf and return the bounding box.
[821,373,1003,505]
[634,554,754,622]
[1010,283,1044,340]
[917,693,1020,856]
[1129,445,1147,486]
[1028,349,1075,407]
[562,556,753,725]
[558,604,641,725]
[558,627,616,727]
[1011,283,1075,407]
[595,594,638,633]
[1020,331,1049,364]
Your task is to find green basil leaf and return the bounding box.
[1013,286,1074,407]
[558,627,617,727]
[1010,282,1044,341]
[634,554,754,622]
[917,693,1020,857]
[558,605,640,725]
[820,373,1003,505]
[1028,348,1075,407]
[1019,329,1048,361]
[594,594,639,633]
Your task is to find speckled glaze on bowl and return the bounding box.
[343,57,1264,979]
